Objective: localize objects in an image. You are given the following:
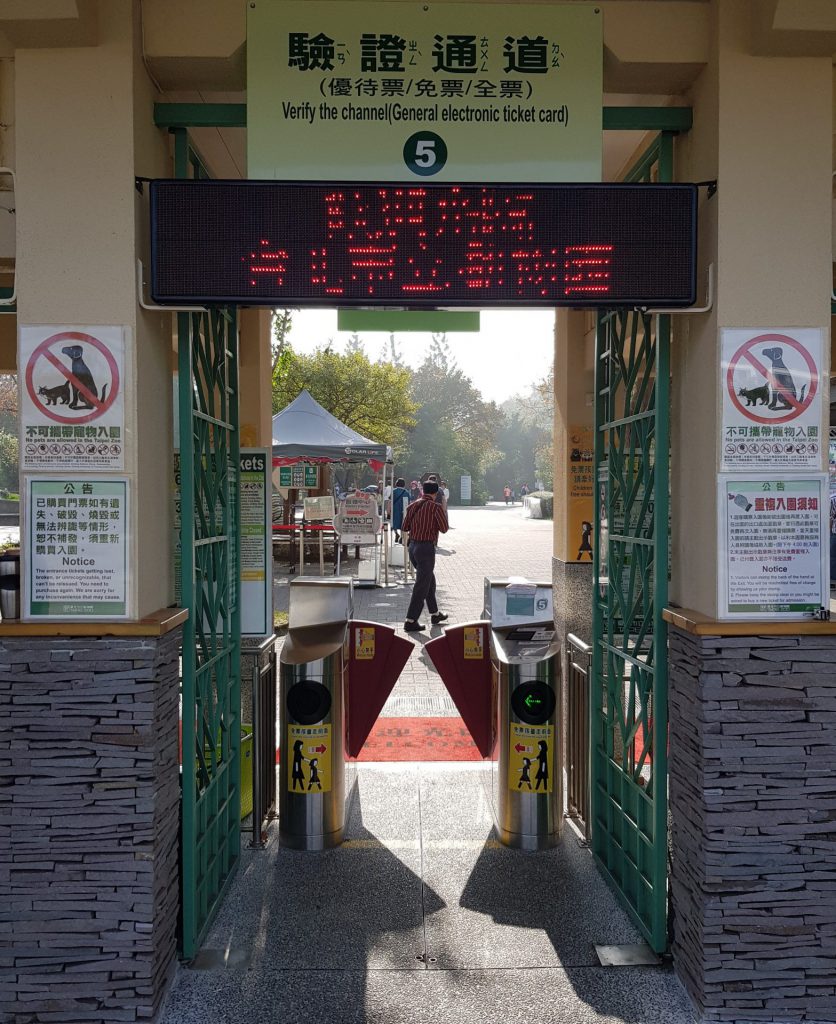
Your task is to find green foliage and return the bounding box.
[530,490,553,519]
[0,430,18,493]
[272,345,417,449]
[396,339,503,501]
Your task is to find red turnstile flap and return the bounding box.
[346,620,413,757]
[424,621,495,758]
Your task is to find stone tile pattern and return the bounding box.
[0,630,182,1023]
[668,627,836,1023]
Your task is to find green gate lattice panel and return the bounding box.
[590,132,672,953]
[175,130,242,961]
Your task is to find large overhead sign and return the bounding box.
[150,180,698,309]
[247,1,602,182]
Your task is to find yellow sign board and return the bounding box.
[288,724,332,794]
[355,626,375,660]
[508,723,553,793]
[566,425,594,563]
[463,625,485,660]
[248,1,602,182]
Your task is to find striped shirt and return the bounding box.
[403,495,449,543]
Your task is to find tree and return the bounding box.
[398,353,503,503]
[0,430,18,493]
[272,346,417,450]
[271,309,295,377]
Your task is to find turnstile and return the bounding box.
[279,578,352,850]
[278,577,412,849]
[426,577,561,850]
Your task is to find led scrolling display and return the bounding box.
[150,181,697,308]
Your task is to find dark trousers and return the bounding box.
[406,540,439,621]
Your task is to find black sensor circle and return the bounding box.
[511,682,556,726]
[286,682,332,726]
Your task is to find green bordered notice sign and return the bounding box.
[278,464,319,488]
[240,449,272,637]
[248,1,602,182]
[718,474,828,620]
[25,477,129,620]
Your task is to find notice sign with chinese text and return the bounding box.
[721,329,822,471]
[248,1,602,182]
[718,475,827,620]
[240,449,271,637]
[25,477,129,620]
[567,426,594,563]
[20,325,126,471]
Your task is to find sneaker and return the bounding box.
[430,613,449,625]
[404,621,425,632]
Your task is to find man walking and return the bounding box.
[402,479,449,633]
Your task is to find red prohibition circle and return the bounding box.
[25,331,120,425]
[726,332,818,425]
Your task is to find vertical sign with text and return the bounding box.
[240,449,272,637]
[25,477,129,620]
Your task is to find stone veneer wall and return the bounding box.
[668,626,836,1023]
[0,629,182,1023]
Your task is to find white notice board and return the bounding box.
[717,474,828,620]
[240,449,272,636]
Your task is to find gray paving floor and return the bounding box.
[159,506,697,1024]
[159,763,695,1024]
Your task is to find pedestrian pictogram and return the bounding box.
[287,723,332,794]
[20,325,126,472]
[508,723,553,793]
[721,328,822,472]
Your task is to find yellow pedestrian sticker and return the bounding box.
[355,626,375,660]
[287,723,332,794]
[463,625,485,660]
[508,723,553,794]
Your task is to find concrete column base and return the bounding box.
[1,628,182,1023]
[668,626,836,1022]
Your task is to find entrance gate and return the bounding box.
[590,133,672,952]
[153,104,689,959]
[174,131,243,960]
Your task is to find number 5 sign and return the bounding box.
[19,325,127,471]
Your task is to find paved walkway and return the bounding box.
[158,505,697,1024]
[274,503,556,716]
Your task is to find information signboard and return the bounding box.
[333,490,381,543]
[567,426,594,563]
[20,325,126,471]
[150,180,698,309]
[277,464,320,488]
[248,1,602,182]
[717,474,828,619]
[721,328,823,471]
[25,477,129,620]
[240,449,272,637]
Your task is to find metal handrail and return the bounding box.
[566,633,591,839]
[249,648,278,849]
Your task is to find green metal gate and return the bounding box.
[590,133,672,952]
[174,131,242,960]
